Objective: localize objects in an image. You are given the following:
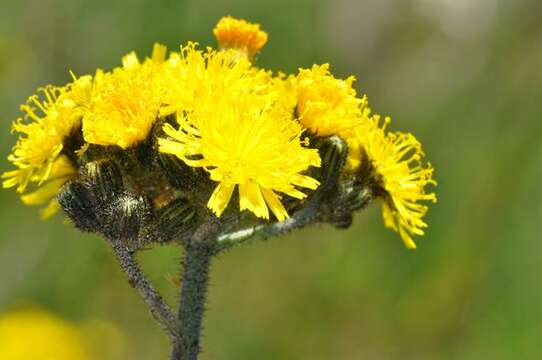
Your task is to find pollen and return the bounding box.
[295,64,367,138]
[352,116,437,249]
[213,16,268,59]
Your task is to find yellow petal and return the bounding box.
[152,43,167,63]
[158,138,184,155]
[208,182,235,217]
[291,174,320,190]
[262,189,289,221]
[399,227,417,250]
[40,199,61,219]
[20,178,67,205]
[239,182,269,219]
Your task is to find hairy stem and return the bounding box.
[111,243,179,339]
[215,186,324,253]
[170,244,212,359]
[171,218,220,360]
[216,210,318,252]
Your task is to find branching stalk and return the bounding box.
[111,242,179,339]
[215,206,320,252]
[117,136,353,359]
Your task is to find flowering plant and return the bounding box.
[3,16,436,359]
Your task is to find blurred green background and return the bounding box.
[0,0,540,359]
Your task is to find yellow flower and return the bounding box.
[3,15,437,246]
[213,16,268,59]
[352,116,436,249]
[0,309,91,360]
[159,43,273,116]
[2,76,91,217]
[160,99,320,221]
[159,59,320,220]
[296,64,367,138]
[19,155,77,219]
[158,43,321,220]
[82,44,167,149]
[159,43,320,220]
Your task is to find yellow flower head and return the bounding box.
[0,309,91,360]
[213,16,268,59]
[160,43,273,116]
[159,50,320,221]
[2,76,91,217]
[18,155,77,219]
[160,97,320,221]
[353,116,437,249]
[296,64,366,138]
[82,44,167,149]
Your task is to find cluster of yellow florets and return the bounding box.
[291,62,437,247]
[157,42,320,220]
[213,16,268,59]
[82,47,166,149]
[2,78,91,218]
[296,64,368,137]
[2,16,436,247]
[350,116,437,248]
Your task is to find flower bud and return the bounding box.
[58,181,99,232]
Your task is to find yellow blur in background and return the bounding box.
[0,0,540,359]
[0,308,91,360]
[0,307,125,360]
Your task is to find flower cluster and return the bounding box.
[2,16,436,247]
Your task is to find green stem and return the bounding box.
[170,244,212,360]
[215,185,323,253]
[215,212,317,252]
[111,243,179,339]
[169,136,350,356]
[171,218,220,360]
